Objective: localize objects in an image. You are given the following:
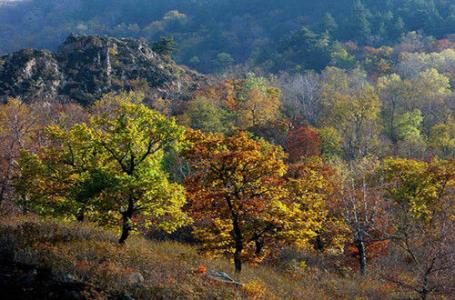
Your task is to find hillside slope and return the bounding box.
[0,215,396,300]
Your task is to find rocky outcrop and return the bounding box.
[0,35,207,105]
[0,261,116,300]
[0,49,62,101]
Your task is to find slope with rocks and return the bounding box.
[0,215,398,299]
[0,35,207,105]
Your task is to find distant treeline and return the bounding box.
[1,0,455,73]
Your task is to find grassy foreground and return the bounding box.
[0,215,404,299]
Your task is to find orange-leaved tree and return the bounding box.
[287,126,321,162]
[185,130,322,272]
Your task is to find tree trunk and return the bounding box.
[254,238,264,256]
[118,197,135,244]
[226,196,244,273]
[0,185,5,204]
[76,208,85,222]
[420,291,428,300]
[420,272,430,300]
[119,211,132,244]
[356,239,367,275]
[314,234,324,252]
[234,239,243,273]
[76,208,85,223]
[232,218,243,273]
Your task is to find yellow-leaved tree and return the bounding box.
[15,93,190,244]
[184,130,326,272]
[383,158,455,299]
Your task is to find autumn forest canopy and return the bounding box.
[0,0,455,299]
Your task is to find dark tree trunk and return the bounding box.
[232,217,243,273]
[0,185,5,204]
[420,271,430,300]
[234,240,243,273]
[355,239,367,275]
[226,196,243,273]
[76,209,85,222]
[118,197,135,244]
[119,211,133,244]
[254,238,264,256]
[314,234,324,252]
[420,291,428,300]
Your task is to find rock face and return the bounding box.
[0,35,207,105]
[0,49,62,101]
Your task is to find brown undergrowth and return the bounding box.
[0,214,406,299]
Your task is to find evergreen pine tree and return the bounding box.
[352,0,371,43]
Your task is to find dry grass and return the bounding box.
[0,214,408,299]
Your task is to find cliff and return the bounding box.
[0,35,207,105]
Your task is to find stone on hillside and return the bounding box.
[126,272,144,285]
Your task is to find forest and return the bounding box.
[2,0,455,73]
[0,0,454,299]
